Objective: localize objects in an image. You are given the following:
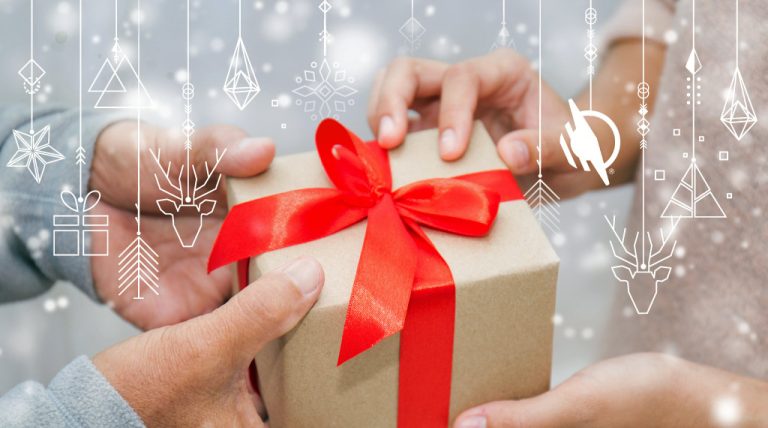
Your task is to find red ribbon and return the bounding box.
[208,119,523,427]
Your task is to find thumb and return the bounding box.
[453,379,594,428]
[496,129,571,176]
[185,256,324,366]
[192,125,276,178]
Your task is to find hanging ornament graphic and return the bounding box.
[525,0,560,233]
[89,0,154,109]
[116,0,160,299]
[606,0,678,315]
[558,2,621,186]
[293,0,357,121]
[152,0,226,249]
[7,0,64,183]
[720,0,757,141]
[662,0,725,220]
[400,0,426,52]
[490,0,516,51]
[53,0,109,258]
[223,0,260,110]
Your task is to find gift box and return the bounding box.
[53,190,109,257]
[210,120,558,427]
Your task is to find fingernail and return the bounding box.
[456,415,487,428]
[233,137,270,157]
[379,116,395,142]
[440,128,458,157]
[280,257,323,296]
[499,139,530,171]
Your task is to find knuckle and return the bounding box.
[444,63,474,82]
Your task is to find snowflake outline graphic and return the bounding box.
[292,58,357,121]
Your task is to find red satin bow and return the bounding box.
[208,119,523,427]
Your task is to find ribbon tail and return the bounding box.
[399,220,455,428]
[455,169,524,202]
[338,195,418,365]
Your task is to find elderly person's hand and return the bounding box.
[88,121,275,330]
[94,256,323,427]
[453,353,768,428]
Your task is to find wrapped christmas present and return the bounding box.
[208,119,559,428]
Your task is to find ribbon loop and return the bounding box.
[208,119,524,428]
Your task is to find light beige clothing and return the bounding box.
[601,0,767,378]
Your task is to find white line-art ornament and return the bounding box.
[558,2,621,187]
[53,190,109,257]
[662,0,725,219]
[53,0,110,258]
[400,0,426,52]
[607,0,679,315]
[8,126,64,184]
[89,0,154,109]
[153,0,227,248]
[490,0,516,51]
[8,0,64,183]
[720,0,757,141]
[223,0,261,110]
[293,0,358,121]
[151,148,226,248]
[116,0,160,300]
[525,0,560,234]
[606,216,679,315]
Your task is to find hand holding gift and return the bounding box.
[88,121,275,330]
[93,257,324,427]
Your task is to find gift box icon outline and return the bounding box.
[52,190,109,257]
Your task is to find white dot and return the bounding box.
[564,327,576,338]
[425,5,436,16]
[581,328,594,340]
[515,23,527,34]
[712,396,741,426]
[339,6,351,17]
[57,2,71,14]
[663,30,678,44]
[254,1,264,10]
[675,265,686,278]
[675,246,686,258]
[174,69,188,83]
[57,296,69,309]
[209,37,224,52]
[43,299,56,312]
[552,313,563,326]
[737,321,750,335]
[262,62,273,73]
[622,306,634,317]
[275,1,289,14]
[551,233,566,247]
[711,230,725,244]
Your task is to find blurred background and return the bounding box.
[0,0,634,391]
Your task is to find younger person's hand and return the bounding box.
[88,121,275,330]
[93,257,324,427]
[453,353,768,428]
[369,49,605,199]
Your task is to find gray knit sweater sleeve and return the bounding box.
[0,105,145,427]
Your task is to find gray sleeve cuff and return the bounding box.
[0,356,145,428]
[0,105,128,302]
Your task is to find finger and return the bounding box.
[372,57,448,149]
[438,49,531,161]
[192,125,275,177]
[496,128,571,175]
[453,381,595,428]
[190,257,324,366]
[366,69,385,132]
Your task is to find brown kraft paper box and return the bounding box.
[226,123,559,427]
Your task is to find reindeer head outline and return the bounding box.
[605,216,679,315]
[151,148,226,248]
